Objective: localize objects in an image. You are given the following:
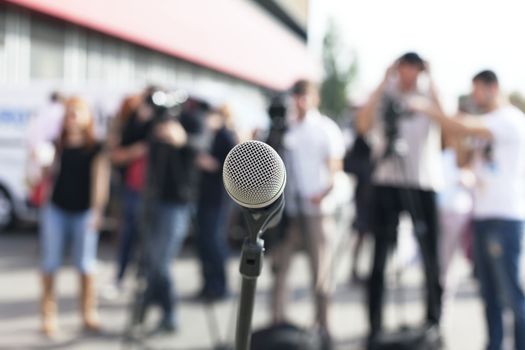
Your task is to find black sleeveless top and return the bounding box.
[51,143,103,212]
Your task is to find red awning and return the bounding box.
[6,0,320,90]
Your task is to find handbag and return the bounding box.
[343,135,373,175]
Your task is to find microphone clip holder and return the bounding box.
[243,194,285,243]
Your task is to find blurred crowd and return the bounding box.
[25,51,525,350]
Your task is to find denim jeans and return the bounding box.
[141,202,190,325]
[116,186,142,283]
[195,202,229,297]
[40,203,98,274]
[474,219,525,350]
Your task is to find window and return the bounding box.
[86,32,103,80]
[30,16,64,79]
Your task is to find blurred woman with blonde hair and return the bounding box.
[39,97,110,336]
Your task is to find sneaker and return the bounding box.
[204,290,230,303]
[193,288,230,303]
[149,317,178,336]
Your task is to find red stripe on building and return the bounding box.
[5,0,320,90]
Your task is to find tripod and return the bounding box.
[119,147,161,350]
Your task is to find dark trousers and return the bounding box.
[116,187,141,283]
[140,202,190,324]
[368,185,442,335]
[195,201,229,297]
[473,219,525,350]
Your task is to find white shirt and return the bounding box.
[438,149,473,214]
[473,105,525,220]
[369,83,443,191]
[283,110,345,216]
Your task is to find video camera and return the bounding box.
[145,89,189,123]
[266,95,288,154]
[382,94,414,158]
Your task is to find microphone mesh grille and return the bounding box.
[223,141,286,208]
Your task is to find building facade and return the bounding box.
[0,0,316,229]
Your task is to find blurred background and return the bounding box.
[0,0,524,349]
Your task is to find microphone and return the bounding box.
[223,140,286,234]
[222,140,286,350]
[223,140,286,209]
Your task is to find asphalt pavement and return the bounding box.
[0,229,488,350]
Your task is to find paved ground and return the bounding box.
[0,228,488,350]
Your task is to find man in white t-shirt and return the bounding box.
[271,80,345,344]
[412,70,525,350]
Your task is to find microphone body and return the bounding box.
[222,141,286,350]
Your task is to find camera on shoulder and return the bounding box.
[266,95,288,154]
[382,94,414,158]
[145,89,188,124]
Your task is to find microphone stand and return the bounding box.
[235,195,284,350]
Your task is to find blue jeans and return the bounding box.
[195,202,229,296]
[474,219,525,350]
[116,187,142,283]
[40,203,98,274]
[141,202,190,324]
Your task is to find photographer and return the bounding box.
[194,105,237,301]
[136,92,202,334]
[357,52,444,344]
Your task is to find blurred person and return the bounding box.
[39,97,110,336]
[437,125,474,325]
[271,79,345,346]
[194,105,237,301]
[348,137,373,285]
[27,91,66,150]
[135,93,202,334]
[410,70,525,350]
[342,108,374,284]
[107,94,152,295]
[26,91,66,206]
[357,52,444,344]
[106,94,143,150]
[264,95,291,253]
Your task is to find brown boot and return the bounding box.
[41,274,58,337]
[80,274,100,332]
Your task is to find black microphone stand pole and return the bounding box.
[235,196,284,350]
